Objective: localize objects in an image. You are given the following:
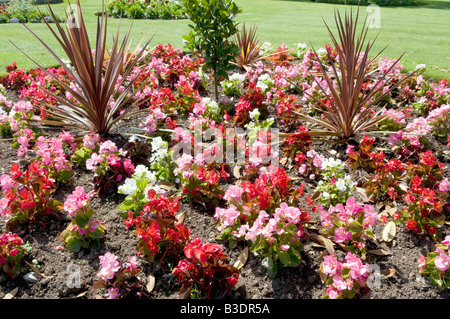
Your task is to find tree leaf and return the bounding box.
[319,263,328,284]
[381,268,396,278]
[175,211,187,225]
[233,165,241,179]
[92,280,107,290]
[368,249,392,256]
[233,246,248,270]
[356,187,371,203]
[308,233,335,255]
[382,221,396,242]
[3,287,18,299]
[146,274,156,292]
[24,260,53,279]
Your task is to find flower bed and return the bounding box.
[0,0,63,24]
[0,1,449,302]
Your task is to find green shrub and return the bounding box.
[106,0,186,20]
[179,0,242,101]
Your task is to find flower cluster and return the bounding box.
[418,236,450,290]
[0,231,30,277]
[398,175,444,240]
[281,126,313,161]
[346,135,377,172]
[118,164,162,218]
[363,158,406,202]
[321,252,372,299]
[426,103,450,138]
[93,253,149,299]
[315,158,356,207]
[124,190,190,267]
[172,237,239,299]
[215,167,308,277]
[60,186,106,252]
[86,140,135,197]
[318,197,378,256]
[0,162,60,230]
[221,73,246,98]
[174,150,227,211]
[378,108,407,131]
[34,133,75,184]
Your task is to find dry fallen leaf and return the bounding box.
[233,246,249,270]
[310,191,322,202]
[25,261,53,279]
[319,263,328,284]
[384,204,397,217]
[356,187,371,203]
[175,211,187,225]
[309,233,335,255]
[233,165,241,179]
[368,249,393,256]
[146,274,156,292]
[4,287,18,299]
[381,268,396,278]
[382,221,397,242]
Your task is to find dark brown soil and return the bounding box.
[1,131,450,301]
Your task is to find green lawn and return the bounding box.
[0,0,449,81]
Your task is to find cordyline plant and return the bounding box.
[10,0,155,137]
[291,8,414,140]
[233,22,264,71]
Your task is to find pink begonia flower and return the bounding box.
[280,245,290,251]
[322,255,340,276]
[193,101,206,115]
[345,252,369,280]
[0,174,14,191]
[438,178,450,192]
[86,153,104,171]
[334,227,352,243]
[441,236,450,246]
[126,256,138,270]
[63,186,95,216]
[224,185,244,201]
[97,253,121,281]
[327,287,338,299]
[434,253,450,271]
[333,275,348,291]
[363,204,378,227]
[89,220,99,232]
[83,133,101,150]
[107,287,119,299]
[99,140,118,154]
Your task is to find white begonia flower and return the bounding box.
[151,136,166,151]
[296,42,307,50]
[335,178,347,192]
[133,164,150,179]
[249,108,261,121]
[415,64,426,70]
[128,135,139,144]
[260,41,272,55]
[229,73,246,84]
[118,178,137,196]
[317,47,327,56]
[344,175,355,189]
[323,191,330,199]
[150,136,168,162]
